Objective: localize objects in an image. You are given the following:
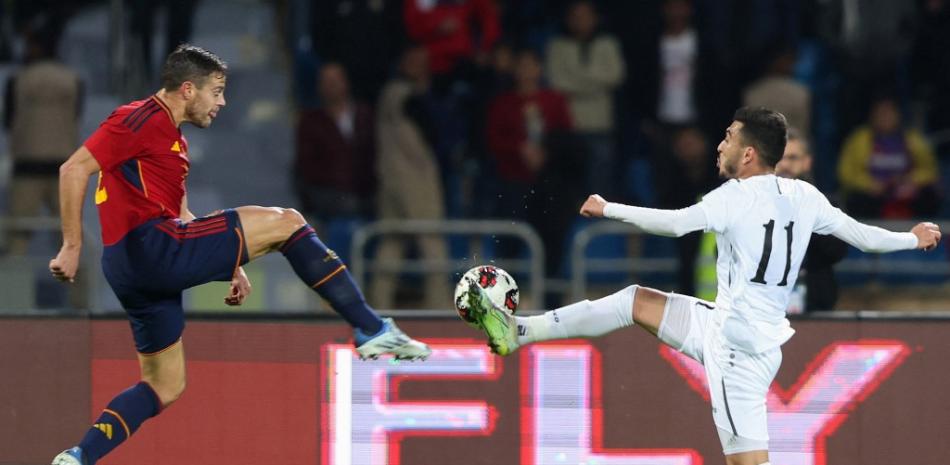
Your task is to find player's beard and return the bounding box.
[185,101,212,128]
[718,152,738,178]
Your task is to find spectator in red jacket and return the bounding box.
[294,63,376,224]
[487,49,572,187]
[404,0,500,85]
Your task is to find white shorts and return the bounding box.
[658,293,782,455]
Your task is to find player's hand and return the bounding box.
[226,266,252,306]
[911,222,941,251]
[579,194,608,218]
[50,245,81,283]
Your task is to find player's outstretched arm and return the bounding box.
[830,216,941,253]
[579,194,707,237]
[50,146,101,283]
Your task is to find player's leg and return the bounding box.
[53,298,184,465]
[234,205,429,360]
[469,282,776,462]
[651,295,774,464]
[467,282,673,355]
[708,338,780,465]
[67,345,182,465]
[237,206,382,331]
[138,340,187,407]
[714,386,771,465]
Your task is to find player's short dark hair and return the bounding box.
[161,44,228,91]
[733,107,788,168]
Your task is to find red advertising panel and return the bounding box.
[2,318,949,464]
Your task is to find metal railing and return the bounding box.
[569,219,950,301]
[569,222,676,301]
[350,220,545,308]
[0,217,64,233]
[0,216,104,313]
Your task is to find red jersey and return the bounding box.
[84,96,189,245]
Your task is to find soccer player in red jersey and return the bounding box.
[49,45,430,465]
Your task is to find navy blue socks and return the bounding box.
[281,225,383,335]
[78,382,161,464]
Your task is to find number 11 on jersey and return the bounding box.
[751,219,794,286]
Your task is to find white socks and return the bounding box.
[515,285,637,346]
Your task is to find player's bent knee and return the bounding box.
[283,207,305,224]
[278,207,307,235]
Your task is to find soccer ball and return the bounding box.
[454,265,519,328]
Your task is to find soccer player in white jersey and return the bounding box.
[466,107,941,465]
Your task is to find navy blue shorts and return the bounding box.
[102,209,249,354]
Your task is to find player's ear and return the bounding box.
[742,146,755,166]
[180,81,195,100]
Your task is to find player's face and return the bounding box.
[715,121,744,178]
[186,72,227,128]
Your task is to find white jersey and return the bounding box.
[696,175,847,353]
[604,172,919,353]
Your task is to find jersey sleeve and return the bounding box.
[83,114,139,172]
[697,181,738,234]
[603,202,707,237]
[805,182,848,235]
